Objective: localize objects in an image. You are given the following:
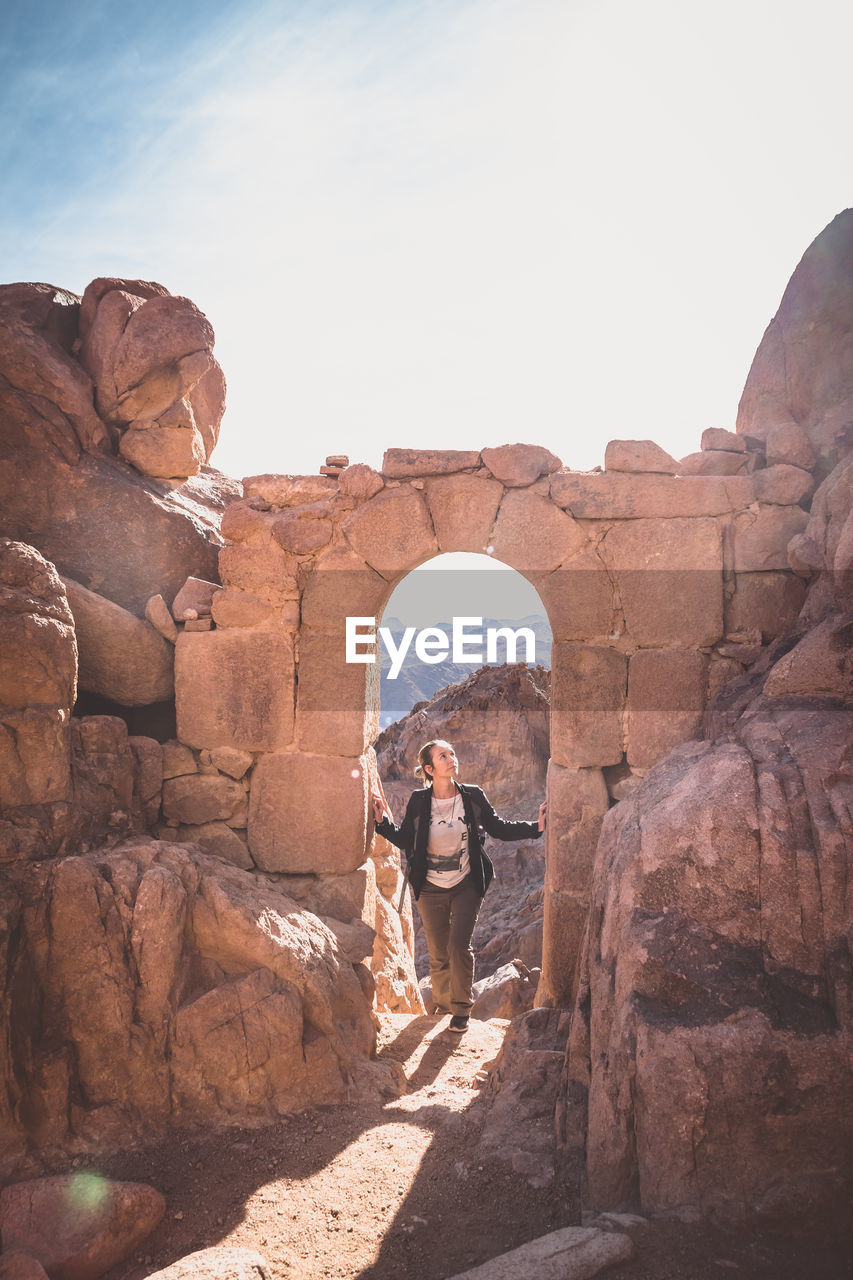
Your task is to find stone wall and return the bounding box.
[166,437,813,1006]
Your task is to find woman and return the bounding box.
[372,739,547,1034]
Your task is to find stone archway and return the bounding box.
[173,442,808,1005]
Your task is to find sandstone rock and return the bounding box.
[248,752,370,874]
[210,589,276,629]
[701,427,747,452]
[295,628,380,756]
[531,545,616,644]
[175,821,253,868]
[119,422,205,479]
[0,709,71,809]
[601,516,723,648]
[0,282,81,354]
[0,1174,165,1280]
[145,1247,274,1280]
[242,474,337,507]
[471,961,539,1020]
[604,439,678,473]
[128,736,163,826]
[550,471,752,519]
[763,612,853,700]
[78,277,169,337]
[338,463,383,500]
[62,576,174,706]
[188,360,227,460]
[725,571,806,641]
[787,533,825,576]
[171,576,219,621]
[208,747,253,779]
[444,1226,633,1280]
[183,618,210,631]
[162,774,245,825]
[480,443,562,487]
[0,540,76,710]
[800,458,853,611]
[299,546,388,633]
[678,450,747,475]
[382,448,480,477]
[271,510,333,554]
[490,489,587,572]
[161,740,197,779]
[175,630,295,752]
[145,594,179,643]
[550,645,626,768]
[558,696,853,1225]
[342,485,437,577]
[752,463,815,506]
[625,649,707,770]
[0,1254,50,1280]
[737,209,853,465]
[765,421,817,471]
[425,473,504,553]
[732,506,810,571]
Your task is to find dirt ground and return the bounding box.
[98,1014,851,1280]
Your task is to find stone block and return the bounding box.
[550,645,626,767]
[271,510,333,554]
[678,450,747,475]
[725,572,807,642]
[128,735,163,825]
[209,747,253,779]
[161,740,197,778]
[118,422,205,479]
[219,502,274,546]
[480,443,562,486]
[175,822,253,868]
[538,887,591,1009]
[531,544,617,642]
[752,464,815,506]
[339,463,384,500]
[490,489,587,572]
[425,474,504,553]
[162,774,245,824]
[601,517,723,647]
[295,628,380,756]
[183,618,211,632]
[299,547,389,632]
[732,507,810,571]
[604,439,678,473]
[625,649,707,770]
[545,762,609,894]
[765,422,817,470]
[248,752,370,873]
[550,470,753,519]
[175,630,295,752]
[342,485,437,577]
[242,473,337,507]
[171,576,219,621]
[210,589,278,629]
[0,709,71,808]
[701,428,747,452]
[381,448,480,477]
[218,545,299,603]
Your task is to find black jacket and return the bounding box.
[375,781,542,900]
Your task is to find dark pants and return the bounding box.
[417,875,483,1016]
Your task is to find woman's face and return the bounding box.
[427,742,458,783]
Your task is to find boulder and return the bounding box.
[444,1226,633,1280]
[170,576,219,621]
[762,612,853,700]
[724,571,806,641]
[0,1174,165,1280]
[248,752,370,874]
[701,428,747,452]
[752,463,815,506]
[765,422,817,471]
[678,449,747,475]
[480,443,562,486]
[625,648,707,770]
[145,594,179,642]
[732,506,810,572]
[118,421,205,479]
[737,209,853,466]
[242,474,337,507]
[162,775,245,825]
[0,540,76,711]
[341,485,437,577]
[62,576,174,706]
[471,961,539,1020]
[338,463,383,500]
[604,439,678,473]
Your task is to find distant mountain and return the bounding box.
[378,612,552,727]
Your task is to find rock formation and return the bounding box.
[556,210,853,1228]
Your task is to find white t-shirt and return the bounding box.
[425,792,470,888]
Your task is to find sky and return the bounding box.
[3,0,852,482]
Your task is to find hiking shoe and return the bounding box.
[448,1015,469,1034]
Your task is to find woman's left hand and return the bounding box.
[538,801,547,832]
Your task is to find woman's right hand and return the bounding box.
[371,792,387,823]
